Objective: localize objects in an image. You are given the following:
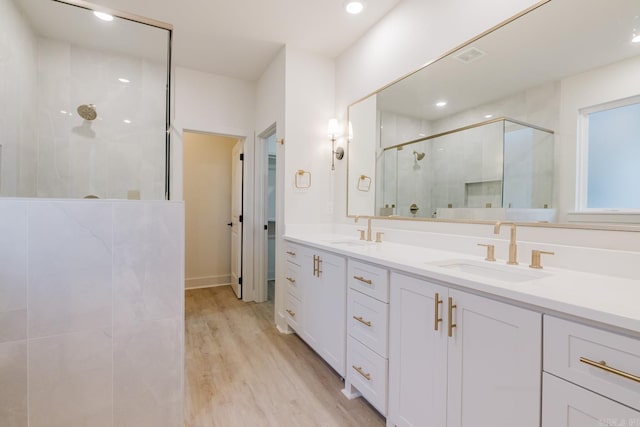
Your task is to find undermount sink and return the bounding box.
[430,259,550,283]
[325,239,376,247]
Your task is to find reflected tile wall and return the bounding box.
[0,199,184,427]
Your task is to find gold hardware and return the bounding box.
[529,250,554,269]
[358,229,366,240]
[352,365,371,381]
[485,202,492,208]
[353,316,372,327]
[448,297,457,337]
[316,256,322,276]
[579,357,640,383]
[286,277,295,283]
[313,255,318,277]
[357,175,372,192]
[434,293,443,331]
[286,309,296,317]
[353,275,372,285]
[294,170,311,189]
[375,232,384,243]
[477,243,496,261]
[354,216,374,241]
[286,251,296,256]
[277,138,284,145]
[494,221,518,265]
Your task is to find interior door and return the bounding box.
[230,140,244,298]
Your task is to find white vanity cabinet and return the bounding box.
[388,272,542,427]
[542,316,640,426]
[344,260,390,415]
[284,242,347,377]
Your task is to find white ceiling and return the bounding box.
[83,0,402,81]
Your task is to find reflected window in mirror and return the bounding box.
[578,96,640,211]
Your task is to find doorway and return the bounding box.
[183,131,244,297]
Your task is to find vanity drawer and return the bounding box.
[347,336,388,416]
[347,288,388,357]
[544,316,640,410]
[348,260,389,303]
[284,262,301,300]
[284,243,302,265]
[285,293,301,332]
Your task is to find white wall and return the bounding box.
[183,132,236,289]
[0,198,184,426]
[284,47,336,225]
[0,0,37,197]
[171,66,258,300]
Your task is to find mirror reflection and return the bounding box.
[1,0,171,200]
[347,0,640,225]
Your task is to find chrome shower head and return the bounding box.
[77,104,97,121]
[413,150,426,161]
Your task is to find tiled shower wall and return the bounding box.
[0,199,184,427]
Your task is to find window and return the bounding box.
[578,96,640,211]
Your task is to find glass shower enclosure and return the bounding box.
[0,0,172,200]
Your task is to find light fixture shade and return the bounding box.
[328,118,340,138]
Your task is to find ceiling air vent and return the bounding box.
[454,47,486,64]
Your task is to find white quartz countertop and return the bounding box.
[284,233,640,336]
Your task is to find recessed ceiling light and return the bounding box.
[60,110,67,115]
[118,78,130,83]
[344,1,365,14]
[123,119,132,124]
[633,34,640,43]
[436,101,447,107]
[485,114,494,119]
[93,11,114,22]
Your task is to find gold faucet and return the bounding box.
[355,216,373,241]
[494,221,518,265]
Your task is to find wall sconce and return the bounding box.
[328,118,344,170]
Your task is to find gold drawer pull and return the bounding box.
[286,309,296,317]
[353,275,373,285]
[286,251,296,256]
[352,365,371,381]
[286,277,296,283]
[434,292,443,331]
[353,316,372,327]
[579,357,640,383]
[448,297,457,338]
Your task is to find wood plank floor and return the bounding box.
[185,286,386,427]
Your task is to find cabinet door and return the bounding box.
[542,373,640,427]
[316,250,347,376]
[446,290,541,427]
[300,249,319,350]
[388,273,448,427]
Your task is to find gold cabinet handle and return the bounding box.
[286,277,296,283]
[579,357,640,383]
[352,365,371,381]
[448,297,457,337]
[353,275,373,285]
[286,309,296,317]
[286,251,296,256]
[313,255,318,276]
[434,292,443,331]
[316,256,322,277]
[353,316,372,327]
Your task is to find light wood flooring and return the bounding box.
[185,286,386,427]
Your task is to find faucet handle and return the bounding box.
[358,229,366,241]
[477,243,496,262]
[375,232,384,243]
[530,250,554,269]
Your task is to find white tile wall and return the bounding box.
[0,199,184,427]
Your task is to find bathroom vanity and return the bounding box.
[282,233,640,427]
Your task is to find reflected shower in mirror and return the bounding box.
[347,0,640,227]
[0,0,171,200]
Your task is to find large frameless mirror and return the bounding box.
[0,0,171,200]
[347,0,640,228]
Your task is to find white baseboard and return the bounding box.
[185,275,231,290]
